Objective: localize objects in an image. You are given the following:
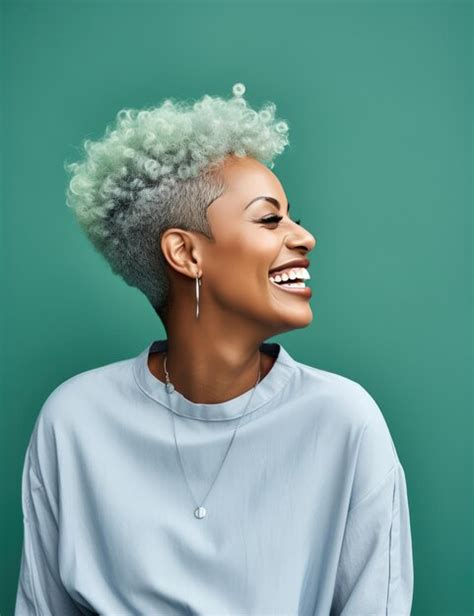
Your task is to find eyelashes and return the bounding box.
[261,215,302,226]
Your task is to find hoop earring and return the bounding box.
[195,273,202,319]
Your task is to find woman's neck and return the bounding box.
[147,341,276,405]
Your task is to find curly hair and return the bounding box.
[64,82,290,322]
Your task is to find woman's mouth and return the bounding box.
[268,267,312,297]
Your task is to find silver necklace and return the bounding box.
[163,353,262,520]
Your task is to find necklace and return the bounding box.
[163,353,262,519]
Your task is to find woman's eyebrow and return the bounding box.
[244,196,290,213]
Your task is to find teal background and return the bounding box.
[1,1,472,614]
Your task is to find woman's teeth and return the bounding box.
[268,267,311,288]
[274,281,306,288]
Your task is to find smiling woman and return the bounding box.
[64,82,292,325]
[15,83,413,615]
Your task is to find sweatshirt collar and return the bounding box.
[132,339,297,422]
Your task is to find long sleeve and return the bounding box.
[330,410,414,615]
[14,427,85,615]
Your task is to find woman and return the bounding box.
[15,83,414,614]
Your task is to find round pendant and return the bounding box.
[194,506,207,519]
[165,382,175,393]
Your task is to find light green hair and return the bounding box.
[65,82,290,322]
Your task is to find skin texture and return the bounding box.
[148,154,316,404]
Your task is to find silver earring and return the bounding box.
[195,273,202,319]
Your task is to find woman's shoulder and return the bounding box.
[291,358,400,483]
[35,354,135,432]
[23,354,137,487]
[288,355,393,441]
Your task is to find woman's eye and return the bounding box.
[260,215,302,226]
[261,215,283,225]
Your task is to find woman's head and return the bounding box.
[162,153,316,338]
[65,83,315,335]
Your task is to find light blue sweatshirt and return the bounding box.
[15,339,414,615]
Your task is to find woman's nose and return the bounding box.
[289,224,316,252]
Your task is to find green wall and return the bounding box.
[1,1,472,614]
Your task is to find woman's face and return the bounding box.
[199,154,317,337]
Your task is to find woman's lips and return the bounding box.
[269,278,312,298]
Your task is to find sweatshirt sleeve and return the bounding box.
[14,421,85,615]
[330,406,414,615]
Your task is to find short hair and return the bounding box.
[64,82,290,322]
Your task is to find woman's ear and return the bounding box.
[160,229,201,278]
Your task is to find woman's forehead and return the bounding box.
[210,157,286,215]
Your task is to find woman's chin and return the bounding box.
[268,284,313,324]
[290,309,313,329]
[272,303,314,332]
